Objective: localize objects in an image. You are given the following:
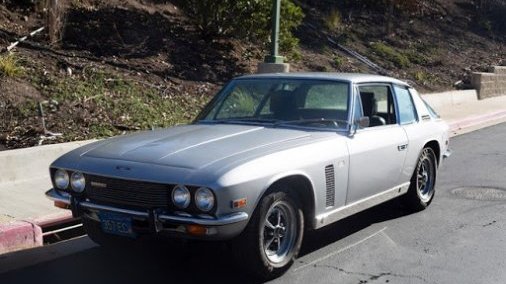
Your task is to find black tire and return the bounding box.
[403,147,437,211]
[231,188,304,280]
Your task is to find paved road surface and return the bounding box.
[1,123,505,284]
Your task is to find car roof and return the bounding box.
[236,72,410,87]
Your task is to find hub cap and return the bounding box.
[261,200,297,264]
[417,149,435,202]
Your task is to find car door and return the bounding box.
[346,83,409,204]
[393,85,436,184]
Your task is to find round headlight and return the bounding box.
[195,187,215,212]
[172,185,191,209]
[71,172,86,193]
[54,169,69,190]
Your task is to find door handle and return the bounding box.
[398,144,408,151]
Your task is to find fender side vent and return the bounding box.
[325,165,335,207]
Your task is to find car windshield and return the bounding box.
[197,78,351,130]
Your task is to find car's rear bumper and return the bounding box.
[45,188,249,240]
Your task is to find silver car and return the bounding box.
[46,73,451,279]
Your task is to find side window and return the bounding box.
[394,85,417,124]
[358,85,396,127]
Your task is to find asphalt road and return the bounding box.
[1,123,505,284]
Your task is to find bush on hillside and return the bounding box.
[176,0,304,54]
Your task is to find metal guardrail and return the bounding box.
[302,23,389,76]
[327,37,387,75]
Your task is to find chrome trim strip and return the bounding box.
[81,200,247,226]
[158,212,249,226]
[314,182,410,229]
[45,188,71,205]
[79,201,150,218]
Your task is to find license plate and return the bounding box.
[99,211,136,238]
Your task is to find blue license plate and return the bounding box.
[99,211,136,238]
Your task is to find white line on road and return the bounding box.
[294,226,388,272]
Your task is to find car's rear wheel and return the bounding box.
[231,188,304,280]
[404,147,437,211]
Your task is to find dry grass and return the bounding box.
[325,8,343,31]
[0,53,24,77]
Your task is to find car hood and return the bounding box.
[82,124,312,170]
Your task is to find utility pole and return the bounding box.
[257,0,290,73]
[265,0,283,63]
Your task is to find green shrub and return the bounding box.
[370,42,410,68]
[177,0,304,54]
[405,50,429,65]
[333,55,345,67]
[412,70,438,85]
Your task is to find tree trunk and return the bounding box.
[47,0,66,46]
[385,1,394,36]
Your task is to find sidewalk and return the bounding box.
[432,95,506,137]
[1,93,506,254]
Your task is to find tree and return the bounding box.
[176,0,304,53]
[47,0,67,45]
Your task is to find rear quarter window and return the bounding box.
[394,85,417,125]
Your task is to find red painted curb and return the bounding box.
[450,110,506,133]
[0,211,76,255]
[0,221,42,254]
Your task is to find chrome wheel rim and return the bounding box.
[417,149,435,202]
[261,200,297,264]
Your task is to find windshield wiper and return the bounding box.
[198,118,279,125]
[275,118,349,128]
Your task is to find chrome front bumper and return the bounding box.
[45,188,249,238]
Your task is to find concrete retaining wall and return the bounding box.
[0,140,95,185]
[471,66,506,99]
[421,90,478,111]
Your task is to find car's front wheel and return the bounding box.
[232,188,304,280]
[404,147,437,211]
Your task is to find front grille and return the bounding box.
[85,175,171,209]
[325,165,335,208]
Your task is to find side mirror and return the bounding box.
[349,116,370,137]
[357,116,370,128]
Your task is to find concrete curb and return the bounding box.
[0,220,42,254]
[449,110,506,137]
[0,211,75,254]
